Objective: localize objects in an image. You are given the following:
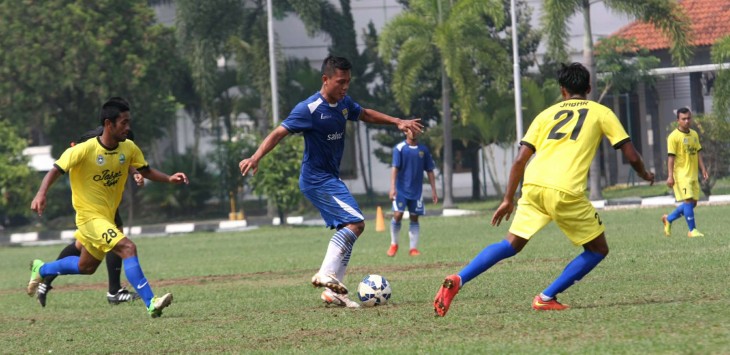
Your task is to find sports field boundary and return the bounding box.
[3,194,729,247]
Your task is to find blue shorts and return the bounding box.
[302,179,364,229]
[392,194,425,215]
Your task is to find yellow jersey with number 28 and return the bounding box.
[54,137,148,225]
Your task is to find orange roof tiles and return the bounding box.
[611,0,730,51]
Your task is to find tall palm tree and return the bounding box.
[379,0,508,207]
[543,0,692,200]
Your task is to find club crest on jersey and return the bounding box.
[96,155,105,166]
[419,151,425,158]
[342,108,348,119]
[119,154,126,164]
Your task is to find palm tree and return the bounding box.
[379,0,508,207]
[543,0,692,200]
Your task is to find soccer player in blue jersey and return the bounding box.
[387,130,437,257]
[239,55,423,308]
[662,108,708,238]
[433,63,655,316]
[28,97,189,317]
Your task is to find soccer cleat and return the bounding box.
[409,248,421,256]
[147,293,173,318]
[321,289,360,308]
[687,229,705,238]
[532,295,569,311]
[27,259,45,296]
[387,244,398,257]
[311,273,348,294]
[661,214,671,237]
[36,283,52,308]
[107,287,141,305]
[433,274,461,317]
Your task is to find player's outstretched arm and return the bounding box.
[359,109,423,136]
[139,168,189,185]
[31,167,64,216]
[239,126,290,176]
[492,145,533,227]
[620,141,655,184]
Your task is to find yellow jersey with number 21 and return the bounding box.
[521,99,630,196]
[54,137,148,226]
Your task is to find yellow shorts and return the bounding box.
[509,185,605,246]
[673,179,700,201]
[75,218,126,261]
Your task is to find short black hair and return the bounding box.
[676,107,691,118]
[321,55,352,77]
[557,62,590,96]
[100,97,130,126]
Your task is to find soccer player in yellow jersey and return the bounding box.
[661,108,708,238]
[434,63,655,316]
[28,97,189,318]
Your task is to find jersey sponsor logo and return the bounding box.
[320,114,332,120]
[93,169,123,187]
[96,155,105,166]
[119,153,126,164]
[327,131,344,141]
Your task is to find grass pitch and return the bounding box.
[1,205,728,353]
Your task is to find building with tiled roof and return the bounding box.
[600,0,730,182]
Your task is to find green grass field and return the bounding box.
[1,205,728,354]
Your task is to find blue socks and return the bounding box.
[39,256,81,277]
[683,202,696,231]
[667,203,684,222]
[542,250,605,298]
[667,202,697,230]
[458,240,517,286]
[123,256,154,307]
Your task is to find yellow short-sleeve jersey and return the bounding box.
[54,137,148,225]
[667,128,701,182]
[521,99,630,195]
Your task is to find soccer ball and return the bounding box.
[357,274,392,307]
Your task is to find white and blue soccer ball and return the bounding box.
[357,274,392,307]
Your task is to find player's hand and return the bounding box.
[389,189,396,201]
[397,118,423,136]
[432,191,438,205]
[642,171,655,186]
[666,176,674,188]
[239,158,259,176]
[169,172,189,184]
[702,170,709,182]
[134,173,145,187]
[30,195,46,216]
[491,199,514,227]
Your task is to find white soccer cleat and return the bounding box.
[321,289,360,308]
[311,273,348,294]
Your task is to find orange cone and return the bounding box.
[375,206,386,232]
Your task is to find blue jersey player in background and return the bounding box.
[239,55,423,308]
[387,130,437,257]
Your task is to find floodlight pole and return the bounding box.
[267,0,280,126]
[511,0,523,142]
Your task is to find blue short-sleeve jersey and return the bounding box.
[392,141,436,200]
[281,92,362,189]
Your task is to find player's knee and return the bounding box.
[349,221,365,236]
[113,239,137,259]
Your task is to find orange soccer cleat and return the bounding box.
[433,275,461,317]
[532,295,569,311]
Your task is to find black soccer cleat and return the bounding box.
[36,283,52,308]
[107,288,141,305]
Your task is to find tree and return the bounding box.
[380,0,509,207]
[691,114,730,197]
[543,0,692,200]
[0,0,179,158]
[0,121,34,226]
[249,135,304,223]
[711,35,730,116]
